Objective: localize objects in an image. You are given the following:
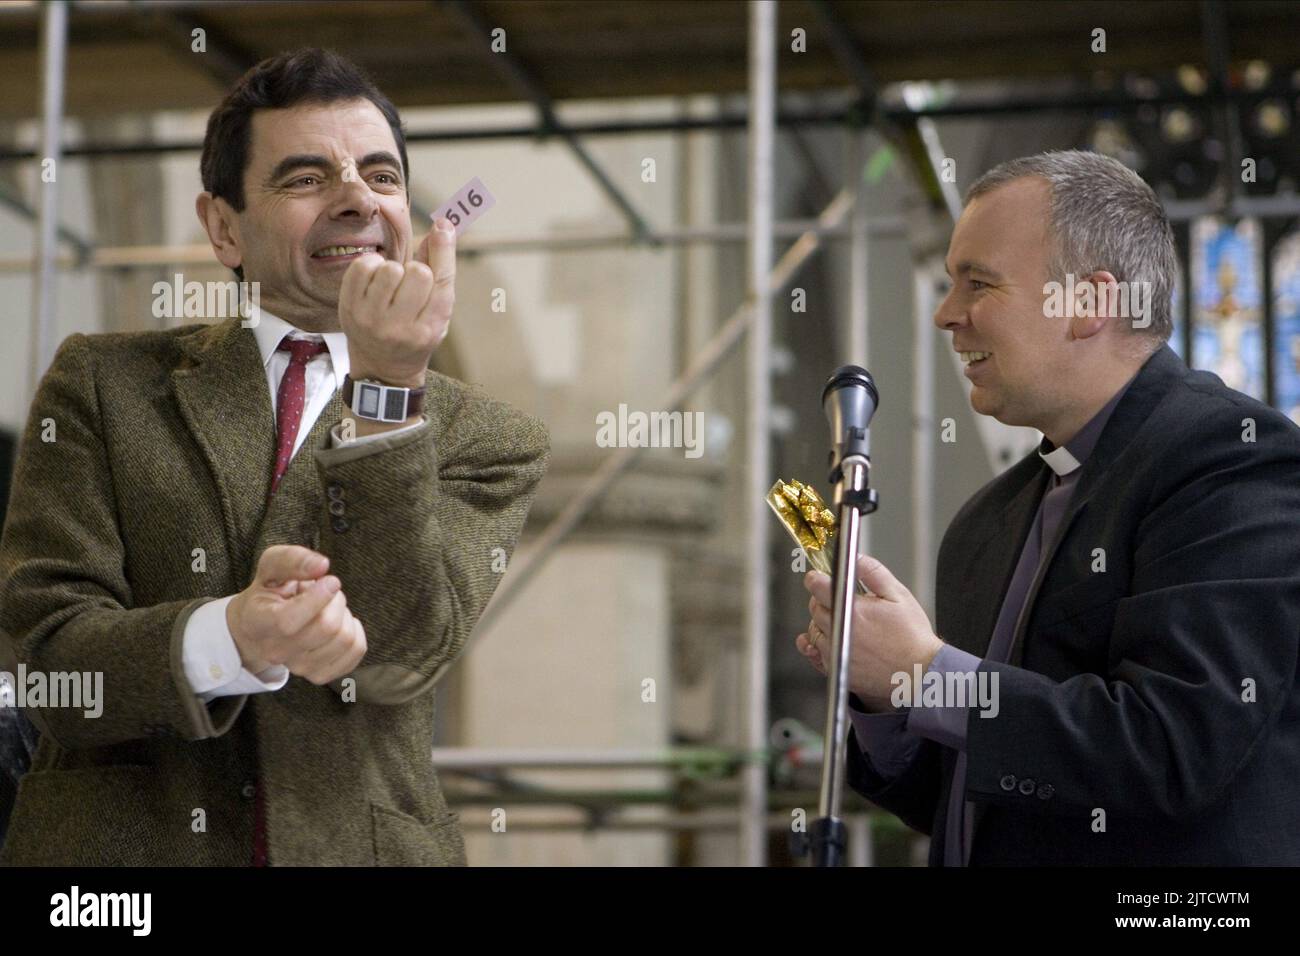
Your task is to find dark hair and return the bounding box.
[199,48,409,280]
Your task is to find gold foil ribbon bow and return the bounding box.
[767,478,868,593]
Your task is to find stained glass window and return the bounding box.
[1271,229,1300,426]
[1191,216,1265,401]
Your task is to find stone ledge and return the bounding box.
[524,446,726,537]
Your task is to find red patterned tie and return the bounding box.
[270,337,330,494]
[253,335,330,867]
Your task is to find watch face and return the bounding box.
[384,389,406,421]
[358,383,381,418]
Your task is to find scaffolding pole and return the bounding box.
[846,126,871,569]
[455,809,881,843]
[0,216,905,274]
[4,83,1292,161]
[742,0,776,868]
[29,0,67,398]
[431,747,752,769]
[845,129,870,368]
[903,82,963,223]
[912,263,938,619]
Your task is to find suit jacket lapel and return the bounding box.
[944,464,1049,659]
[1007,491,1088,668]
[171,318,275,581]
[1005,345,1189,667]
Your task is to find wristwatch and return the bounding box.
[342,374,426,423]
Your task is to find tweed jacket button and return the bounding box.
[999,774,1017,792]
[241,780,256,801]
[327,483,344,501]
[1036,783,1055,800]
[332,517,349,533]
[1018,777,1036,796]
[328,499,346,516]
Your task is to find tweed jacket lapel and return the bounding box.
[172,318,354,581]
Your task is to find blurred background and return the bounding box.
[1,0,1299,865]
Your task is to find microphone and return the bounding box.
[821,365,879,480]
[808,365,881,867]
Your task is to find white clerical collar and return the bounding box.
[1038,442,1082,477]
[1035,369,1142,478]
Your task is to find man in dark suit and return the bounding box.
[796,150,1300,865]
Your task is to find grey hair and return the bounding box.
[966,150,1176,348]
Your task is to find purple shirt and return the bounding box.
[850,371,1138,865]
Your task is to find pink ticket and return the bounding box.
[435,177,496,234]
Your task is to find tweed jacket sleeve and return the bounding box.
[312,373,549,705]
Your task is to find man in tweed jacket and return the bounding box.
[0,49,548,866]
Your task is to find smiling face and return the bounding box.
[933,176,1083,436]
[198,98,411,332]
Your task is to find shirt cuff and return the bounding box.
[848,700,923,778]
[182,596,290,703]
[904,644,985,752]
[329,417,425,448]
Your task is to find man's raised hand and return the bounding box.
[339,217,456,389]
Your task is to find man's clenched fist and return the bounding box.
[227,544,367,686]
[339,216,456,390]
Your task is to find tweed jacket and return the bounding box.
[0,317,549,866]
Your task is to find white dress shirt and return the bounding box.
[182,311,422,704]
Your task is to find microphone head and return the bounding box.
[821,365,879,440]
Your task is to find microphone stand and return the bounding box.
[810,395,878,867]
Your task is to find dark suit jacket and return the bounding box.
[848,344,1300,865]
[0,318,549,865]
